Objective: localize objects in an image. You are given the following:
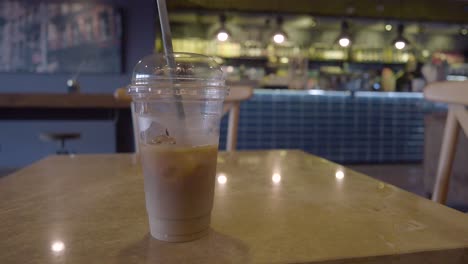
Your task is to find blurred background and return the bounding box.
[1,0,467,208]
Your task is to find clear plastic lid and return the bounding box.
[128,52,226,99]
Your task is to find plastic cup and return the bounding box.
[128,53,227,242]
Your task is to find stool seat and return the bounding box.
[40,133,81,142]
[40,132,81,154]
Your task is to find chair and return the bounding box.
[424,81,468,204]
[114,86,253,151]
[222,86,253,150]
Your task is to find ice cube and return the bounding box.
[150,134,176,145]
[141,122,177,145]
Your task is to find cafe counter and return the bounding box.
[219,89,447,164]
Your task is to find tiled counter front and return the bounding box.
[219,89,447,164]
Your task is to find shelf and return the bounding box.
[217,56,406,70]
[219,57,269,67]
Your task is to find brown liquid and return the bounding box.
[140,144,218,239]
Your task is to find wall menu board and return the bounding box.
[0,1,122,74]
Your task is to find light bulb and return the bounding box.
[217,31,229,42]
[395,41,406,50]
[385,24,392,31]
[273,33,285,44]
[338,37,350,47]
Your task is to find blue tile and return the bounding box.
[220,90,443,163]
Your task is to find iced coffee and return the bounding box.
[140,144,218,241]
[128,52,227,242]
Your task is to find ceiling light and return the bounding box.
[394,41,405,50]
[215,14,230,42]
[217,30,229,42]
[272,16,288,44]
[392,24,409,50]
[338,37,350,47]
[273,33,285,44]
[337,21,352,48]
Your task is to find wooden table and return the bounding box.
[1,151,468,263]
[0,93,129,109]
[0,93,133,152]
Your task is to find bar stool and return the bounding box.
[40,132,81,154]
[424,81,468,204]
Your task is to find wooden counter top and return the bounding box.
[1,150,468,263]
[0,93,130,109]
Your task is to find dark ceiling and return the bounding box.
[168,0,468,24]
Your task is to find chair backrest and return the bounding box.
[423,81,468,203]
[114,86,254,151]
[223,86,254,151]
[425,81,468,135]
[425,81,468,105]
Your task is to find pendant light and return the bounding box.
[392,23,409,50]
[215,14,230,42]
[272,16,288,44]
[385,23,392,31]
[337,21,351,47]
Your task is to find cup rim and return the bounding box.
[128,52,226,97]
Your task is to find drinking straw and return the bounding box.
[156,0,185,119]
